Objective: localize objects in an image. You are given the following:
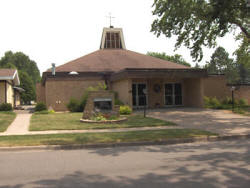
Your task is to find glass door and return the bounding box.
[132,83,147,107]
[164,83,182,106]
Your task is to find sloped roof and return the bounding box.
[0,69,16,78]
[0,69,20,85]
[46,49,190,73]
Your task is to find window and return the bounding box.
[164,83,182,106]
[104,32,122,49]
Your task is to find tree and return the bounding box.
[19,71,36,104]
[194,63,201,69]
[151,0,250,61]
[234,34,250,83]
[0,51,41,103]
[147,52,191,67]
[0,51,41,84]
[204,47,238,83]
[205,47,234,74]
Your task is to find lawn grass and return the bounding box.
[30,113,176,131]
[0,112,16,132]
[0,129,217,147]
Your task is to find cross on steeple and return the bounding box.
[106,13,115,28]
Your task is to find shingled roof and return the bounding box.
[0,69,20,85]
[0,69,17,78]
[46,49,190,73]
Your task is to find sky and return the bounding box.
[0,0,240,74]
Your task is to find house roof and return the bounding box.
[0,69,20,85]
[0,69,16,78]
[46,49,190,73]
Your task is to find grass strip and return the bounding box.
[30,114,176,131]
[0,112,16,132]
[0,129,217,147]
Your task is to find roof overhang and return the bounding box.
[0,70,20,85]
[110,68,208,81]
[41,68,207,84]
[41,71,113,85]
[13,86,25,92]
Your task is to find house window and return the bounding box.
[164,83,182,106]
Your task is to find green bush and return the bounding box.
[120,105,132,115]
[114,92,124,105]
[79,92,89,112]
[0,103,13,111]
[210,97,221,109]
[222,97,232,105]
[35,102,47,112]
[115,99,124,106]
[203,96,210,108]
[66,98,81,112]
[238,98,248,107]
[66,83,108,112]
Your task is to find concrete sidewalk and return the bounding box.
[2,110,32,135]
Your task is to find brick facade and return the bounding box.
[37,74,249,111]
[234,85,250,104]
[203,75,231,100]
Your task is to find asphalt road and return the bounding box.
[0,140,250,188]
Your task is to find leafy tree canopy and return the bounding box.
[147,52,191,67]
[234,34,250,83]
[204,46,234,74]
[0,51,41,103]
[0,51,41,84]
[19,71,36,104]
[151,0,250,61]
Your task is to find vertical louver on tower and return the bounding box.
[100,27,126,49]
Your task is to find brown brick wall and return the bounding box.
[36,83,46,103]
[45,78,105,111]
[111,79,132,107]
[203,75,231,100]
[234,86,250,104]
[183,78,204,107]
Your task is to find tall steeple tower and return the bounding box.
[100,27,126,49]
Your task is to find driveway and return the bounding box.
[147,108,250,136]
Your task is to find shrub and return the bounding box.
[79,92,89,112]
[115,99,124,106]
[222,97,232,105]
[210,97,221,109]
[238,98,248,107]
[120,105,132,115]
[114,92,124,105]
[35,102,47,112]
[0,103,13,111]
[203,96,210,108]
[66,98,81,112]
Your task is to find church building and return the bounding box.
[37,26,232,111]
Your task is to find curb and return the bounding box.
[0,134,249,152]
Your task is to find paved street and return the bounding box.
[0,139,250,188]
